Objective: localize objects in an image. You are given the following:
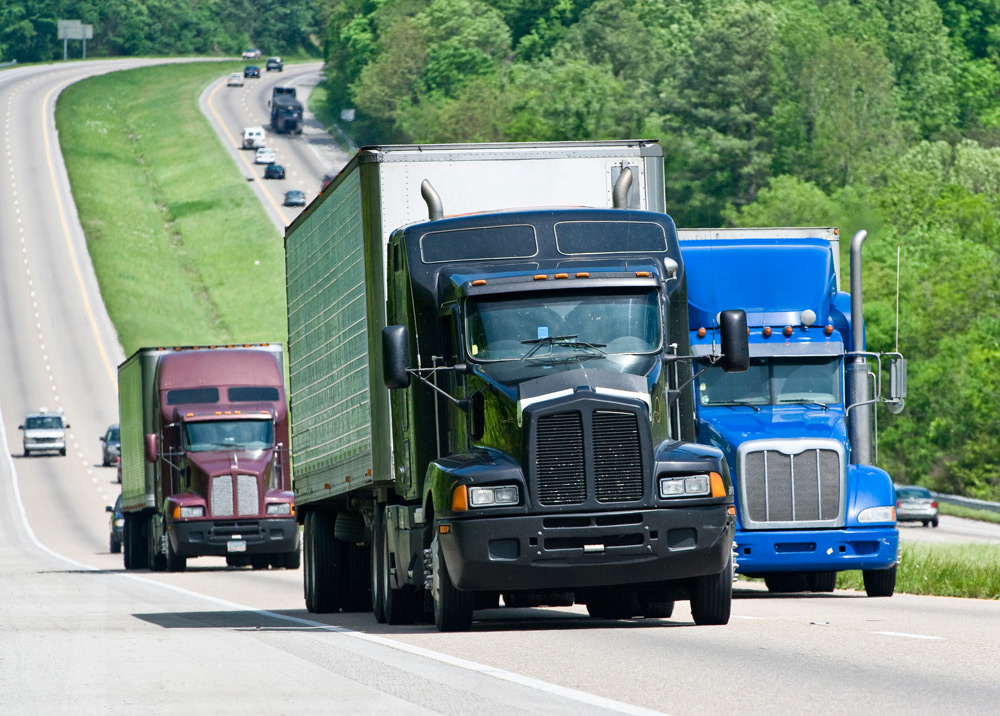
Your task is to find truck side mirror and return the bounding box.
[382,325,412,389]
[886,355,907,414]
[719,309,750,373]
[144,433,158,463]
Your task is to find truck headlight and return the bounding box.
[858,506,896,523]
[266,502,293,515]
[469,485,519,507]
[660,475,711,498]
[176,505,205,518]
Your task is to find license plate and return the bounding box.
[227,540,247,553]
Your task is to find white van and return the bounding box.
[242,126,266,149]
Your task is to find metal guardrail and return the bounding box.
[0,60,17,69]
[932,492,1000,514]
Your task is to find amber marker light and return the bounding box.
[783,326,793,337]
[728,505,736,516]
[697,327,707,338]
[555,273,569,279]
[710,472,726,498]
[472,279,487,286]
[534,274,548,281]
[636,271,651,277]
[824,325,834,336]
[763,326,772,338]
[576,272,590,278]
[452,484,469,511]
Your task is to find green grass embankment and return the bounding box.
[834,543,1000,599]
[55,62,287,354]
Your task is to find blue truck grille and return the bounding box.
[534,410,644,506]
[742,446,842,526]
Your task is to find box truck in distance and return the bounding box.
[118,345,299,572]
[285,141,749,631]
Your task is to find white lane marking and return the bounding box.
[0,399,672,716]
[873,631,943,640]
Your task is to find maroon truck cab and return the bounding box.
[119,345,299,572]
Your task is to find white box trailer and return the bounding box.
[285,141,667,508]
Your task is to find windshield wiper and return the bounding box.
[521,335,607,359]
[778,399,831,411]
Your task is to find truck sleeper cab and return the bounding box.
[378,208,749,629]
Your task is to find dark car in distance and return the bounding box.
[100,424,120,466]
[264,163,285,180]
[244,65,261,78]
[266,57,283,72]
[283,189,306,207]
[107,494,124,553]
[895,485,939,527]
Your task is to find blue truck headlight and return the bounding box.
[659,475,711,498]
[858,505,896,523]
[469,485,519,506]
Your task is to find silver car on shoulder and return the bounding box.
[895,485,939,527]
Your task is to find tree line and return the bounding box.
[0,0,321,60]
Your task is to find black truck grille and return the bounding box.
[743,447,842,524]
[535,410,644,506]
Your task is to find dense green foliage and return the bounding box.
[0,0,322,61]
[56,63,287,352]
[317,0,1000,501]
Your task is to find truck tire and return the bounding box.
[344,544,372,611]
[165,537,186,572]
[586,591,640,619]
[807,571,837,592]
[431,529,474,632]
[381,514,416,625]
[303,513,316,609]
[764,573,809,593]
[638,593,674,618]
[863,565,896,597]
[690,558,733,625]
[307,511,345,613]
[124,514,148,570]
[273,548,300,570]
[371,506,386,623]
[249,555,270,570]
[147,518,166,572]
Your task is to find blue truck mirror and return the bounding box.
[382,325,412,389]
[719,309,749,373]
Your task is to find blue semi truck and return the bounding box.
[677,227,906,596]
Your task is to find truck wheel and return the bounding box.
[764,573,809,593]
[23,448,31,457]
[307,511,345,613]
[344,544,372,611]
[165,537,186,572]
[690,558,733,625]
[371,506,386,623]
[431,529,474,632]
[123,514,147,570]
[59,447,66,456]
[638,593,674,618]
[863,565,896,597]
[586,591,640,619]
[147,518,166,572]
[806,571,837,592]
[250,555,270,570]
[381,514,416,625]
[274,547,300,570]
[303,513,316,609]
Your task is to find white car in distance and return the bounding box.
[255,147,276,165]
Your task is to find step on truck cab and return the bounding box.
[285,141,750,631]
[677,227,906,596]
[118,345,299,572]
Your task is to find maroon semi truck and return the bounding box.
[118,345,299,571]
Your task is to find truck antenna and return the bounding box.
[421,179,444,220]
[895,241,901,353]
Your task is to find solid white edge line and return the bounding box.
[0,402,669,716]
[873,631,943,640]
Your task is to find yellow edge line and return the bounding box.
[43,79,118,392]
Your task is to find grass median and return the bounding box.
[55,61,287,354]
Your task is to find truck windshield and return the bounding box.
[183,419,274,452]
[698,357,841,407]
[467,290,661,362]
